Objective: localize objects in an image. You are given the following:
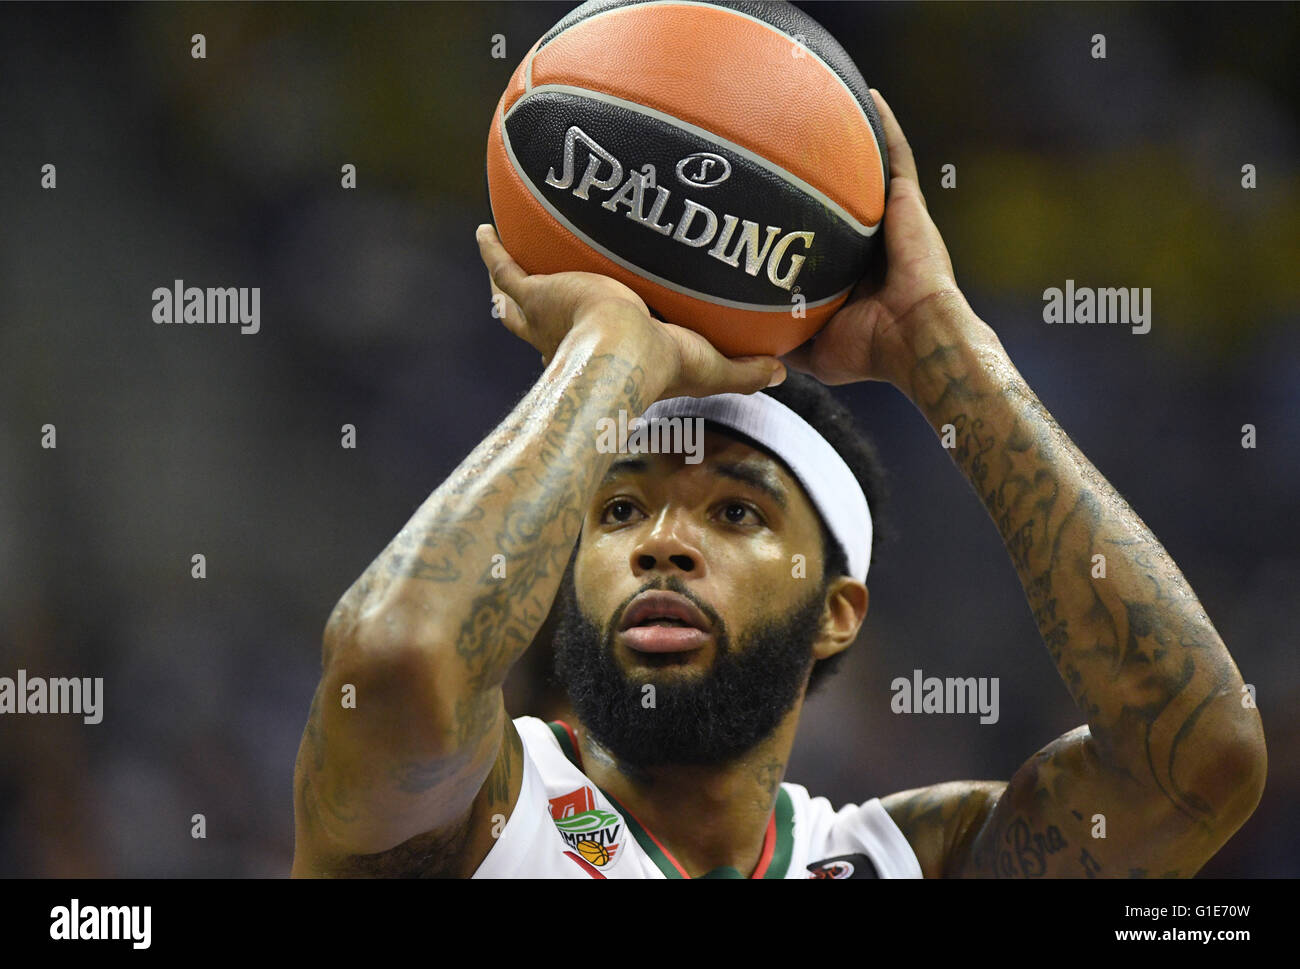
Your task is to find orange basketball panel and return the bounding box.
[528,4,885,228]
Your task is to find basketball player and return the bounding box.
[291,90,1266,878]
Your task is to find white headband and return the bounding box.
[640,392,872,581]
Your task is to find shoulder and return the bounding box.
[879,781,1007,878]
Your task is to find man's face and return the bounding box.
[553,430,838,767]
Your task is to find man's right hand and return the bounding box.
[475,223,786,399]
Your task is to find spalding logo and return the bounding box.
[544,125,814,292]
[675,152,731,188]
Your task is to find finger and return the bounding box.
[716,356,786,395]
[870,88,921,192]
[475,223,530,297]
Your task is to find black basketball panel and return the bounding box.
[504,89,871,306]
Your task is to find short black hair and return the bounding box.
[715,372,888,695]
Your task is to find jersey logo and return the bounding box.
[549,786,623,870]
[806,853,880,879]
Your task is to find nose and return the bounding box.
[630,507,705,578]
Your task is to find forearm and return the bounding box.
[898,300,1265,821]
[325,310,667,698]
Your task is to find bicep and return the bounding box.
[955,725,1229,878]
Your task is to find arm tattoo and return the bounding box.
[448,359,650,694]
[328,340,654,710]
[304,338,649,875]
[909,333,1257,825]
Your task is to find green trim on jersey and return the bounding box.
[764,785,795,879]
[598,785,691,878]
[544,721,794,879]
[549,720,580,764]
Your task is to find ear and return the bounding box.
[813,577,869,662]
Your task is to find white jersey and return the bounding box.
[473,716,923,879]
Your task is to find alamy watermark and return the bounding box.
[50,899,150,949]
[595,411,705,464]
[152,279,261,334]
[891,668,999,724]
[0,670,103,724]
[1043,279,1151,334]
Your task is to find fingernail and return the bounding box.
[766,367,786,387]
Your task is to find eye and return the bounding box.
[600,498,645,525]
[715,501,764,527]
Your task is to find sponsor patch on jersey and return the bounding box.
[548,786,623,870]
[806,853,880,879]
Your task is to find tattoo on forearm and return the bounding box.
[449,359,649,695]
[302,346,643,875]
[910,339,1242,823]
[330,348,650,717]
[385,508,485,584]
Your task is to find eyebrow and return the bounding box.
[600,458,650,488]
[600,456,788,510]
[712,461,789,509]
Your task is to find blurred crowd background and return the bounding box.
[1,1,1296,877]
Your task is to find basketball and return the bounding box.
[485,0,890,357]
[576,839,611,865]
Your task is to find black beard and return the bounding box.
[552,572,826,768]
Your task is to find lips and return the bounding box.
[618,591,713,653]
